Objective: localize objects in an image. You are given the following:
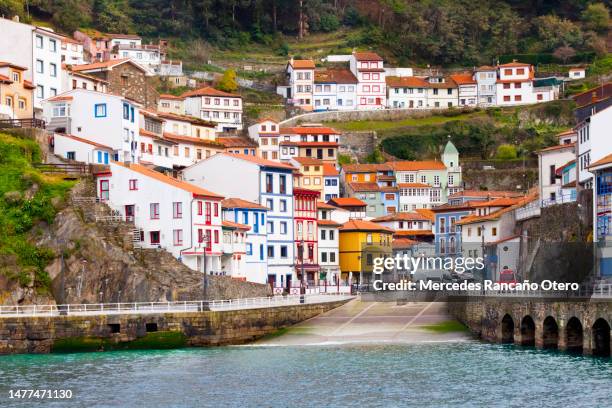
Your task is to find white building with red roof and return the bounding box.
[278,124,341,164]
[96,161,225,273]
[182,86,243,132]
[158,94,185,115]
[495,61,535,106]
[349,51,386,109]
[281,58,316,111]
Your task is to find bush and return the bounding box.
[495,144,518,160]
[319,13,340,32]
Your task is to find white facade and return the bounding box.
[183,88,243,132]
[42,89,140,163]
[496,63,534,106]
[568,68,586,80]
[285,59,315,110]
[349,52,386,109]
[386,78,428,109]
[537,144,576,202]
[61,39,85,65]
[474,68,497,106]
[250,119,280,161]
[577,105,612,187]
[317,207,340,283]
[426,77,458,108]
[96,162,224,273]
[114,46,161,74]
[53,133,113,164]
[62,70,108,93]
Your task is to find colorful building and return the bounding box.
[0,61,34,120]
[589,154,612,279]
[294,188,321,286]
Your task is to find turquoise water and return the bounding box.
[0,343,610,407]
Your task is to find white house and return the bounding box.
[43,88,140,163]
[474,66,497,106]
[349,51,386,109]
[495,62,534,106]
[386,76,429,109]
[313,69,358,111]
[281,58,315,111]
[62,68,108,94]
[222,198,269,284]
[96,161,225,273]
[576,104,612,189]
[182,87,243,132]
[371,212,433,240]
[323,163,340,201]
[249,118,281,161]
[537,143,576,203]
[450,73,478,107]
[112,43,162,74]
[53,133,114,164]
[317,203,341,284]
[568,67,586,80]
[158,94,185,115]
[220,220,250,280]
[426,75,458,108]
[61,37,85,65]
[182,153,297,289]
[0,17,65,111]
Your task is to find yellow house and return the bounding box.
[0,62,34,120]
[339,219,394,284]
[342,163,393,184]
[292,157,325,197]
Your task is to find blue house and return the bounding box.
[431,203,474,256]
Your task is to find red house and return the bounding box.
[294,188,321,284]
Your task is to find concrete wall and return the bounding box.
[0,299,349,354]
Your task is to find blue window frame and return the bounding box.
[244,149,248,155]
[123,103,129,120]
[130,106,135,122]
[242,211,248,224]
[103,152,109,164]
[97,151,102,163]
[246,243,252,256]
[94,103,107,117]
[260,213,265,225]
[259,244,264,260]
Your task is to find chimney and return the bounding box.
[592,91,598,103]
[290,56,294,65]
[12,15,19,22]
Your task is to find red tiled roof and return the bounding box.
[475,65,496,71]
[394,230,433,237]
[222,220,250,230]
[386,76,429,88]
[348,182,381,192]
[181,86,240,98]
[71,58,139,72]
[448,190,523,199]
[113,162,224,199]
[414,208,435,222]
[159,94,185,100]
[450,73,476,85]
[221,197,268,210]
[397,183,431,188]
[314,69,358,84]
[372,212,429,222]
[0,74,12,83]
[353,51,383,61]
[537,143,575,153]
[328,197,367,207]
[469,197,520,207]
[156,112,216,127]
[23,80,35,89]
[317,201,338,210]
[340,219,394,233]
[0,61,28,70]
[388,160,446,171]
[393,238,419,249]
[499,62,531,67]
[292,157,324,166]
[342,163,392,173]
[589,153,612,170]
[279,126,340,135]
[317,219,342,227]
[48,95,73,102]
[225,153,296,170]
[162,133,224,148]
[280,141,339,147]
[289,59,315,69]
[323,163,339,177]
[56,134,113,150]
[217,137,257,148]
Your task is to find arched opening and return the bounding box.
[501,314,514,343]
[565,317,583,354]
[542,316,559,349]
[520,315,535,346]
[592,318,611,357]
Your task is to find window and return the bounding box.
[517,68,525,75]
[94,103,107,117]
[515,95,522,102]
[128,179,138,190]
[150,231,160,245]
[150,203,159,219]
[267,246,274,258]
[330,252,336,262]
[514,82,521,89]
[173,229,183,246]
[214,230,219,244]
[503,96,511,102]
[280,200,287,212]
[52,103,67,117]
[266,174,273,193]
[503,83,510,89]
[266,199,273,210]
[36,85,44,99]
[36,59,43,73]
[50,88,57,97]
[35,35,43,49]
[49,39,57,52]
[280,221,287,234]
[173,202,182,218]
[280,246,288,258]
[329,230,335,240]
[492,227,497,236]
[320,229,326,240]
[205,202,212,224]
[18,98,25,110]
[50,63,57,77]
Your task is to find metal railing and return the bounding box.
[0,118,45,129]
[0,293,353,318]
[33,162,92,175]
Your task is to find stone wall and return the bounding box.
[448,297,612,355]
[0,299,349,354]
[338,131,377,162]
[462,168,538,191]
[90,63,159,110]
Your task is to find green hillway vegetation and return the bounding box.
[0,132,74,292]
[421,320,470,334]
[52,332,188,353]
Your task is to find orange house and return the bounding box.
[0,62,34,120]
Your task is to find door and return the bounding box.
[376,97,382,106]
[99,180,109,201]
[125,205,135,222]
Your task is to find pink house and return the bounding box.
[349,51,386,109]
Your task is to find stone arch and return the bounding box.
[520,315,535,346]
[542,316,559,349]
[592,318,611,357]
[501,314,514,343]
[565,317,583,354]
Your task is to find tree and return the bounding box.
[495,144,518,160]
[0,0,25,19]
[581,3,609,32]
[535,15,583,50]
[217,69,238,93]
[553,45,576,64]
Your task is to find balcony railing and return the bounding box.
[0,118,46,129]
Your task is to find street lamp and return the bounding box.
[201,235,209,302]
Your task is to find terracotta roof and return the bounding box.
[456,191,538,225]
[48,95,73,102]
[181,86,240,98]
[372,212,429,222]
[159,94,185,100]
[162,133,224,148]
[386,76,429,88]
[556,159,576,175]
[280,141,339,147]
[289,59,315,69]
[292,157,324,166]
[348,182,381,192]
[0,74,11,83]
[221,197,268,210]
[537,143,575,153]
[222,220,250,230]
[393,238,419,249]
[113,162,223,199]
[388,160,446,171]
[258,117,279,124]
[23,80,35,89]
[342,163,392,173]
[414,208,435,221]
[71,58,139,72]
[376,174,396,181]
[317,219,342,227]
[55,134,113,150]
[353,51,383,61]
[0,61,28,70]
[156,112,216,127]
[323,163,339,177]
[328,197,367,207]
[340,219,394,233]
[108,33,142,40]
[448,190,524,199]
[589,153,612,170]
[475,65,496,71]
[217,137,257,148]
[499,62,531,67]
[426,77,457,89]
[279,126,340,135]
[449,73,476,85]
[225,153,296,170]
[556,129,576,138]
[314,69,358,84]
[317,201,338,210]
[469,197,520,207]
[394,230,433,237]
[67,70,109,83]
[397,182,431,188]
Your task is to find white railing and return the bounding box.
[515,192,577,221]
[0,293,353,318]
[447,284,612,299]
